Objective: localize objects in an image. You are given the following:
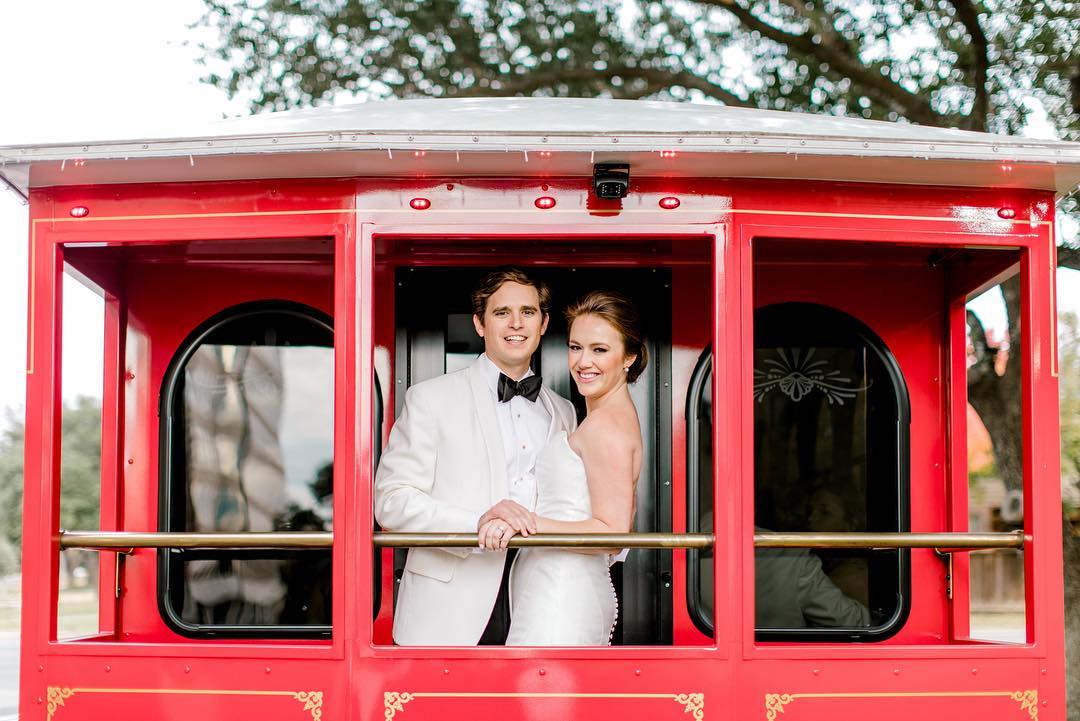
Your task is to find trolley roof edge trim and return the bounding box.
[3,97,1079,197]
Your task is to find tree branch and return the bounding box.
[966,308,998,388]
[447,65,753,107]
[1072,72,1080,128]
[1060,244,1080,271]
[697,0,943,125]
[945,0,991,130]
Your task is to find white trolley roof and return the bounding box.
[2,97,1079,199]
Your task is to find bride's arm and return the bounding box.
[535,417,636,537]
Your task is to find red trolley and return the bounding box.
[3,98,1077,720]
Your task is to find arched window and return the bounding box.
[159,302,334,637]
[689,302,910,641]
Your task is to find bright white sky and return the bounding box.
[0,1,1077,422]
[0,1,246,421]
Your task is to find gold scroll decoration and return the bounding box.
[765,689,1039,721]
[46,687,74,721]
[45,686,323,721]
[384,691,703,720]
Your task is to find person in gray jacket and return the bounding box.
[698,514,870,628]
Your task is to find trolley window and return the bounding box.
[158,302,334,637]
[689,302,910,641]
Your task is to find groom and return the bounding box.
[374,267,577,645]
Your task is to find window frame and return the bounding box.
[686,302,912,642]
[157,300,337,639]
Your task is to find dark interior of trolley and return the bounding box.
[57,230,1027,647]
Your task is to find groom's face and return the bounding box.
[473,281,549,375]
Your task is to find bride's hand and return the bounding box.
[478,518,517,551]
[478,499,537,537]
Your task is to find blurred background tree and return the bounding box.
[195,0,1078,711]
[0,412,23,577]
[1061,312,1080,490]
[0,398,101,579]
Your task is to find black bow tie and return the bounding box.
[498,373,543,403]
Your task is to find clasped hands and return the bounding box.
[477,499,537,551]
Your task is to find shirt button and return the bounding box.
[522,444,527,449]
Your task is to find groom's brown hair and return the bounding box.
[471,267,551,323]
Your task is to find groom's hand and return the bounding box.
[478,500,537,547]
[478,518,518,550]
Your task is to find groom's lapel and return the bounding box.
[467,357,509,501]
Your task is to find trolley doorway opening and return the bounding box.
[372,232,714,646]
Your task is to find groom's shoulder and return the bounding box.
[404,365,473,402]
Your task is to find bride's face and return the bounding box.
[568,313,635,399]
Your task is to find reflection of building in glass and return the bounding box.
[183,344,289,625]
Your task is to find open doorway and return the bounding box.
[393,266,673,644]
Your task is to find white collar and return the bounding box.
[479,353,535,395]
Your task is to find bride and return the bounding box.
[482,290,645,646]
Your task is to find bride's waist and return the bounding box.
[517,548,611,566]
[534,507,591,521]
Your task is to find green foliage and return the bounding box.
[0,409,25,558]
[1061,312,1080,502]
[196,0,1080,139]
[59,397,102,534]
[0,398,103,572]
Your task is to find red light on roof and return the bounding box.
[409,197,431,210]
[69,206,90,218]
[1000,164,1013,173]
[413,150,426,158]
[658,197,681,209]
[534,196,557,209]
[659,150,677,159]
[538,150,552,158]
[997,207,1016,219]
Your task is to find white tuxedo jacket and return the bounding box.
[374,355,577,645]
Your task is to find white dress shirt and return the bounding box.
[480,354,551,511]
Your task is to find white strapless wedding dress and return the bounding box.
[506,431,618,646]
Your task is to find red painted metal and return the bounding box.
[18,175,1066,720]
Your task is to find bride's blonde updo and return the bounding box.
[564,291,648,383]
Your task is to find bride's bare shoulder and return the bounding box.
[573,404,641,455]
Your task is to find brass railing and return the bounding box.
[58,530,1026,551]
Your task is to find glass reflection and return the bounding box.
[175,319,333,629]
[696,305,903,635]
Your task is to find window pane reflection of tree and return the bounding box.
[178,314,333,630]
